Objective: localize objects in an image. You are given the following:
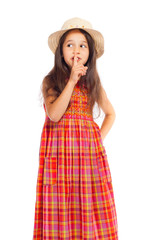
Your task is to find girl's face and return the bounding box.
[62,29,89,68]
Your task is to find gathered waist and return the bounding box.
[62,111,93,121]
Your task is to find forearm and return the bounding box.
[100,114,116,140]
[49,80,75,122]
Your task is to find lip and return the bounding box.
[71,57,81,61]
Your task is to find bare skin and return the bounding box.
[98,87,116,140]
[44,29,116,140]
[44,53,87,122]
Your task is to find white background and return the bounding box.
[0,0,160,239]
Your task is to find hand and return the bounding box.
[69,53,88,85]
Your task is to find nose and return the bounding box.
[73,46,80,54]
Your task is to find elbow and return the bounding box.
[113,112,116,120]
[45,104,60,122]
[105,112,116,122]
[48,112,60,123]
[112,112,116,122]
[50,116,59,123]
[106,111,116,118]
[112,109,116,120]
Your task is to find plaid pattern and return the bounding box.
[33,81,118,239]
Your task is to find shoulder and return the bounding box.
[44,87,58,105]
[48,87,57,96]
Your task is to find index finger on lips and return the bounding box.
[73,54,78,66]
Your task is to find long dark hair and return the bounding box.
[39,28,103,118]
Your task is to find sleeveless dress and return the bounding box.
[33,81,118,240]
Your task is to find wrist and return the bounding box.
[68,78,76,87]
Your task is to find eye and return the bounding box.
[67,44,73,47]
[80,44,86,48]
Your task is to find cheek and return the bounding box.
[63,51,72,66]
[84,48,89,55]
[83,50,89,60]
[63,49,71,59]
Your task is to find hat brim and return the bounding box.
[48,28,104,58]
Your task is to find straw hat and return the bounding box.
[48,17,104,58]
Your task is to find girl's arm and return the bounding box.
[44,80,75,122]
[99,86,116,141]
[44,55,87,122]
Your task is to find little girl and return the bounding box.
[33,17,118,240]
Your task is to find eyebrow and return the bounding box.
[66,40,87,44]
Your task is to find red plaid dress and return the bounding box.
[33,81,118,239]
